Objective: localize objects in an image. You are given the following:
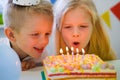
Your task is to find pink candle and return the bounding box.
[82,48,85,59]
[71,47,74,61]
[60,48,66,62]
[76,48,79,59]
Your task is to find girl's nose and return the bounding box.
[72,28,80,37]
[73,34,79,37]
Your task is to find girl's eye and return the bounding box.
[79,25,88,28]
[31,33,39,36]
[63,26,71,28]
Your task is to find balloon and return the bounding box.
[50,0,56,4]
[0,43,21,80]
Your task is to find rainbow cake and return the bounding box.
[43,54,116,80]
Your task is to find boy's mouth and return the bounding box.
[34,47,44,54]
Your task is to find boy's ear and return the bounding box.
[4,28,16,42]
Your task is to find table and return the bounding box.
[20,60,120,80]
[107,60,120,80]
[20,67,44,80]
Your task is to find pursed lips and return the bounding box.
[72,41,80,48]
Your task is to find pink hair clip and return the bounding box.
[13,0,40,6]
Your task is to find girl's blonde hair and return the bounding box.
[3,0,53,32]
[53,0,116,60]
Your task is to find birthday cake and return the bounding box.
[43,54,116,80]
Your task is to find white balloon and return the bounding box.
[0,43,21,80]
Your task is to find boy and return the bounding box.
[2,0,53,71]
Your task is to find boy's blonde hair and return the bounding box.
[53,0,116,60]
[3,0,53,32]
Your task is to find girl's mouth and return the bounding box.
[73,42,80,45]
[72,42,80,48]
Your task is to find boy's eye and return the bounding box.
[45,32,51,36]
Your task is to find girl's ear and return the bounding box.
[4,28,16,42]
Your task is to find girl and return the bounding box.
[52,0,117,60]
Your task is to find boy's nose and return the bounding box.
[41,39,48,46]
[38,37,48,46]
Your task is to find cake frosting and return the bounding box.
[43,54,116,80]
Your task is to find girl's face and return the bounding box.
[14,14,53,58]
[61,7,93,52]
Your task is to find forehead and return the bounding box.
[13,9,53,31]
[67,6,90,17]
[63,7,91,23]
[15,13,52,30]
[19,14,53,32]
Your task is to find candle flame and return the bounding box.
[71,47,74,51]
[82,48,85,54]
[76,48,79,53]
[60,48,63,54]
[66,46,69,52]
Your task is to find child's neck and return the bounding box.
[10,42,29,61]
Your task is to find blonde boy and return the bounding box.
[3,0,53,70]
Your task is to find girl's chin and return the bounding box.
[72,45,80,49]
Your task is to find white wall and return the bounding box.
[93,0,120,59]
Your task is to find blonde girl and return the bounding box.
[52,0,116,60]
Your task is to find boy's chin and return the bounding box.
[32,54,42,59]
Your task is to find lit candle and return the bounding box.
[76,48,79,59]
[60,48,64,55]
[60,48,66,62]
[66,46,69,55]
[76,48,79,55]
[82,48,85,55]
[71,47,74,55]
[81,48,85,59]
[71,47,74,61]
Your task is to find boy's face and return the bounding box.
[14,14,53,58]
[61,7,93,52]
